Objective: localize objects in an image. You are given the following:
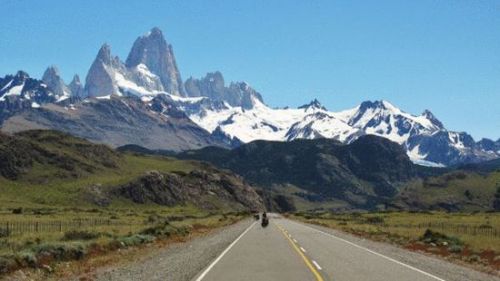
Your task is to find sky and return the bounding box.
[1,0,499,140]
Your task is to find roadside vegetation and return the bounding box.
[292,211,500,274]
[0,205,249,278]
[0,131,262,279]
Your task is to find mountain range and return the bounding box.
[0,27,498,166]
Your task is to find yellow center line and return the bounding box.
[275,223,325,281]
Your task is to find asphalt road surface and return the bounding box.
[192,214,498,281]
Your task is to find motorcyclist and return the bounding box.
[261,212,269,227]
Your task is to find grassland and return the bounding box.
[0,131,255,277]
[0,204,248,276]
[292,211,500,272]
[0,150,250,278]
[397,170,500,211]
[0,154,196,208]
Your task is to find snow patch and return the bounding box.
[0,83,24,101]
[412,159,446,168]
[0,79,13,92]
[96,95,111,100]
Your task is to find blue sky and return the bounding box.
[1,0,499,140]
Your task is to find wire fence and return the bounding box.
[386,222,500,237]
[0,219,147,236]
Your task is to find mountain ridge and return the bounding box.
[0,27,497,165]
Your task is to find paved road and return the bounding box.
[192,214,499,281]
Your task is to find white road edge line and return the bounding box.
[300,246,307,253]
[195,221,257,281]
[290,220,446,281]
[312,260,322,270]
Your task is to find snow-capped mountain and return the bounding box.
[42,66,71,102]
[0,27,497,165]
[178,97,498,166]
[184,71,263,109]
[0,71,56,112]
[126,27,185,96]
[85,28,184,99]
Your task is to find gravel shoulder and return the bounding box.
[294,219,500,281]
[87,219,254,281]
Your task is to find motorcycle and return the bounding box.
[261,212,269,227]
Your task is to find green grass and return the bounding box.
[0,154,196,208]
[397,170,500,211]
[0,205,247,276]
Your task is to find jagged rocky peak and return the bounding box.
[184,71,263,109]
[69,74,84,98]
[85,44,123,98]
[422,109,444,129]
[14,70,30,81]
[0,71,28,95]
[358,100,388,111]
[298,99,327,111]
[185,71,225,97]
[1,70,28,87]
[42,66,71,102]
[126,27,185,96]
[0,70,57,108]
[95,43,113,64]
[477,138,497,151]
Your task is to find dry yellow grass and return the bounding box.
[293,211,500,252]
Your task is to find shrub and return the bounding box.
[420,229,463,247]
[12,208,22,214]
[32,242,86,261]
[62,230,99,241]
[141,223,190,237]
[448,245,464,253]
[0,256,18,274]
[117,234,155,247]
[0,228,10,238]
[15,251,37,267]
[467,254,481,263]
[366,216,385,224]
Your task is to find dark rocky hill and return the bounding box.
[179,135,416,209]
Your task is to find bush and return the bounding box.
[32,242,86,261]
[117,234,155,247]
[12,208,22,214]
[0,256,18,274]
[448,245,464,253]
[15,251,37,267]
[0,228,10,238]
[141,223,190,237]
[62,230,99,241]
[467,254,481,262]
[420,229,463,247]
[366,216,385,224]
